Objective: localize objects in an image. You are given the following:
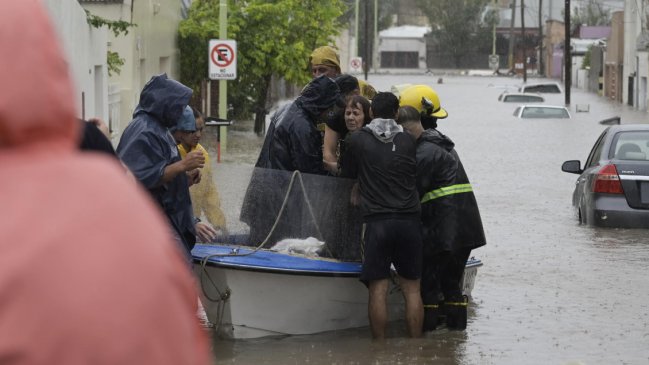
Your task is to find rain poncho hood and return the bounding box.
[0,2,210,364]
[295,75,340,120]
[365,118,403,143]
[134,74,192,128]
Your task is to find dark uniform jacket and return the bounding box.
[117,74,196,254]
[416,129,458,253]
[416,129,486,252]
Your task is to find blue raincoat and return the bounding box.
[116,74,196,255]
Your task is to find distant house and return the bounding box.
[378,25,430,69]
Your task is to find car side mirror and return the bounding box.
[561,160,583,174]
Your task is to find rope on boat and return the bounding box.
[198,170,332,331]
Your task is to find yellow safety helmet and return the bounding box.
[398,84,448,119]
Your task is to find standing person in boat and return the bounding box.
[398,85,487,331]
[174,107,228,240]
[340,92,424,339]
[240,76,340,247]
[0,2,212,363]
[117,74,206,259]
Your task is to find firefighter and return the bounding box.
[397,85,487,331]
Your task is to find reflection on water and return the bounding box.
[201,74,649,365]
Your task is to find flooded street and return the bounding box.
[206,74,649,365]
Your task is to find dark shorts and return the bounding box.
[360,218,422,282]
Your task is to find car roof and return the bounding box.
[606,124,649,133]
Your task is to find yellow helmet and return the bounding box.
[398,84,448,119]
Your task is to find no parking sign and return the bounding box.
[209,39,237,80]
[349,57,363,74]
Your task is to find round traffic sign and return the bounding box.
[211,44,234,67]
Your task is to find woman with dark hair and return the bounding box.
[326,94,372,176]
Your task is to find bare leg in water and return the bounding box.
[399,276,423,338]
[368,279,389,339]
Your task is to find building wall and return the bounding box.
[43,0,108,122]
[544,20,565,78]
[81,0,184,140]
[604,11,624,102]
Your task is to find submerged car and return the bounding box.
[561,124,649,228]
[513,105,571,119]
[519,82,562,93]
[498,92,545,103]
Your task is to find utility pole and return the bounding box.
[363,0,369,80]
[521,0,527,82]
[373,0,378,72]
[538,0,544,76]
[508,0,517,72]
[219,0,228,152]
[354,0,359,57]
[564,0,571,105]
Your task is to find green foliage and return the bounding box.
[85,10,135,37]
[107,50,125,76]
[415,0,491,67]
[85,10,135,75]
[571,0,611,27]
[179,0,345,133]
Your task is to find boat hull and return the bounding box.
[192,244,482,339]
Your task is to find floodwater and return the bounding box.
[202,74,649,365]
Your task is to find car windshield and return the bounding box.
[611,131,649,160]
[520,106,570,118]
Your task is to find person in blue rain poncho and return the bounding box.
[117,74,205,257]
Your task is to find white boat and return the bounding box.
[192,243,483,339]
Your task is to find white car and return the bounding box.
[519,82,562,94]
[513,105,571,119]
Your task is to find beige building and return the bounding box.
[79,0,186,142]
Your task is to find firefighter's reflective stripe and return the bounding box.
[421,183,473,204]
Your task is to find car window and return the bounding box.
[610,131,649,160]
[585,130,608,168]
[520,106,569,118]
[504,94,544,102]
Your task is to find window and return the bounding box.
[610,131,649,160]
[519,106,569,118]
[504,94,544,102]
[585,131,608,168]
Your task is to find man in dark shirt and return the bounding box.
[340,92,423,339]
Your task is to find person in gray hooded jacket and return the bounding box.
[117,74,205,257]
[340,92,423,339]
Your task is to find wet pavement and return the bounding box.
[202,74,649,365]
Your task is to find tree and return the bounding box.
[571,0,611,27]
[179,0,345,134]
[415,0,492,68]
